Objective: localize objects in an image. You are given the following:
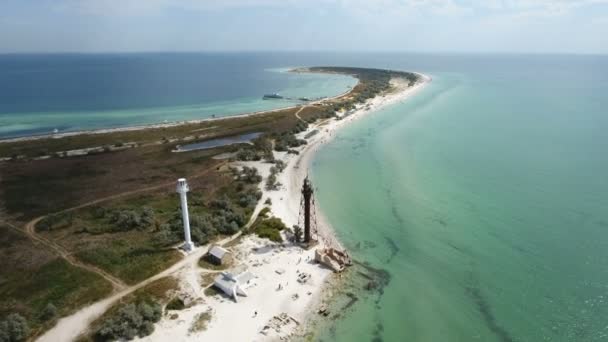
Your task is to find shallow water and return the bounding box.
[0,54,355,138]
[175,132,261,152]
[311,57,608,341]
[4,52,607,341]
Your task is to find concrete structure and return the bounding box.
[176,178,194,252]
[314,248,352,273]
[213,265,256,302]
[206,245,232,265]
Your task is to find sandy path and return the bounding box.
[36,204,264,342]
[7,161,229,293]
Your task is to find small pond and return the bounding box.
[174,132,261,152]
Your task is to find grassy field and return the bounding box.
[0,225,113,339]
[36,165,262,285]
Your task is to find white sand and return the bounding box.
[139,74,431,342]
[35,74,430,342]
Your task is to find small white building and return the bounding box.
[213,265,256,302]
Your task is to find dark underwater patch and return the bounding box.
[384,236,400,263]
[466,285,515,342]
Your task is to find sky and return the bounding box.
[0,0,607,54]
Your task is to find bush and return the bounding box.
[292,225,303,243]
[238,167,262,184]
[253,217,287,243]
[258,207,271,219]
[274,160,286,172]
[36,213,73,231]
[235,148,260,161]
[274,133,306,152]
[40,303,57,322]
[0,313,29,342]
[96,302,162,341]
[265,173,278,191]
[165,298,185,311]
[141,207,155,227]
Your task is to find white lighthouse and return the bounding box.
[176,178,194,252]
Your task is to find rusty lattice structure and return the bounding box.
[299,176,318,243]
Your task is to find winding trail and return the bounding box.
[0,161,231,340]
[8,162,228,291]
[294,105,307,123]
[34,161,267,342]
[25,218,127,290]
[36,204,264,342]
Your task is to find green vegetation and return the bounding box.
[0,67,417,339]
[265,160,286,191]
[33,165,261,285]
[82,277,177,342]
[292,225,303,243]
[235,136,275,162]
[0,313,29,342]
[75,239,180,285]
[165,298,185,311]
[251,216,287,243]
[0,225,113,340]
[95,302,162,341]
[36,212,74,231]
[273,132,306,152]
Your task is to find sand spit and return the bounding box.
[138,73,431,342]
[35,73,430,342]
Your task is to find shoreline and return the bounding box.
[34,72,430,342]
[150,72,431,341]
[0,71,355,145]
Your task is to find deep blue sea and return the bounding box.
[2,53,607,341]
[0,53,357,138]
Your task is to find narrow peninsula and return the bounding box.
[0,67,429,342]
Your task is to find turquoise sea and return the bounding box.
[0,54,355,138]
[2,53,607,341]
[311,55,608,341]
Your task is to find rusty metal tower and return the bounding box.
[299,176,317,243]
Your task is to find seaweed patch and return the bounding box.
[384,236,400,263]
[466,285,515,342]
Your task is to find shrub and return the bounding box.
[253,217,287,243]
[141,207,155,227]
[0,313,29,342]
[235,148,259,161]
[36,213,73,231]
[40,303,57,322]
[258,207,271,219]
[238,167,262,184]
[96,301,162,341]
[274,160,286,172]
[292,225,303,243]
[165,298,185,311]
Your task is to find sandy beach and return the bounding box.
[138,73,431,341]
[35,73,430,342]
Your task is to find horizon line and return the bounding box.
[0,50,607,57]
